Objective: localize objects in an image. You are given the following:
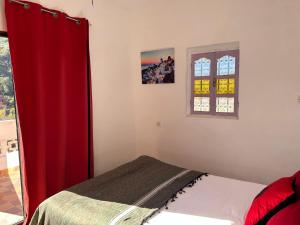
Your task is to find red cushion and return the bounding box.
[245,176,296,225]
[267,200,300,225]
[294,171,300,198]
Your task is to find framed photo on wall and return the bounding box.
[141,48,175,84]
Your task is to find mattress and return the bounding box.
[148,175,266,225]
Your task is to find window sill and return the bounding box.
[186,113,239,120]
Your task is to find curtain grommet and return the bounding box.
[9,0,30,9]
[23,4,30,9]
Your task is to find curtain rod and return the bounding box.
[9,0,81,25]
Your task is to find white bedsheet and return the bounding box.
[148,175,265,225]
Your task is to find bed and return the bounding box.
[30,156,265,225]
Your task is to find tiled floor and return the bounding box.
[0,167,24,225]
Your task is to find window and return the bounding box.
[0,32,24,224]
[188,44,239,117]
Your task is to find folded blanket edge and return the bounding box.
[140,172,209,225]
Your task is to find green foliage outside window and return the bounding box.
[0,36,15,120]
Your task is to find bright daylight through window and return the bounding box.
[0,32,24,225]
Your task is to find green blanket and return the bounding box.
[30,156,207,225]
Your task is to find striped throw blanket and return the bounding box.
[30,156,207,225]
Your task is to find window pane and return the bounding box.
[194,58,210,76]
[194,97,210,112]
[216,78,235,94]
[217,55,235,75]
[216,97,235,113]
[194,80,210,94]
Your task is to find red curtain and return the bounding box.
[5,0,94,224]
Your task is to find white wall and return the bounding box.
[0,0,5,31]
[128,0,300,184]
[0,0,137,176]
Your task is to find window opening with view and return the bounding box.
[0,32,24,225]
